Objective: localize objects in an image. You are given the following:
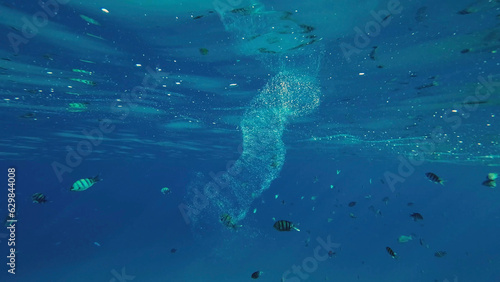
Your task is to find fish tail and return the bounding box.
[93,173,103,182]
[440,180,445,186]
[293,227,300,232]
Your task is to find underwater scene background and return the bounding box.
[0,0,499,281]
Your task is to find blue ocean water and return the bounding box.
[0,0,499,281]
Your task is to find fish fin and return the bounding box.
[93,173,103,182]
[440,180,445,186]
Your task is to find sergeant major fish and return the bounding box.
[220,213,242,230]
[273,220,300,231]
[386,246,397,258]
[425,172,444,185]
[70,175,102,191]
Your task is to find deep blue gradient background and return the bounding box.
[0,0,499,281]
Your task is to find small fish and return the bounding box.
[70,174,102,191]
[251,271,262,279]
[419,238,429,248]
[93,242,101,247]
[170,248,177,253]
[32,193,47,203]
[369,46,378,60]
[487,173,498,181]
[382,197,389,205]
[434,251,447,257]
[348,201,356,207]
[398,235,413,243]
[199,48,209,55]
[80,14,100,26]
[425,172,444,185]
[328,250,336,258]
[273,220,300,231]
[410,212,424,221]
[386,246,397,258]
[20,112,36,119]
[161,187,171,195]
[482,179,496,188]
[220,213,242,230]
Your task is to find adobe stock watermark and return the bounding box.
[51,67,170,183]
[339,0,403,62]
[212,0,242,19]
[282,235,340,282]
[7,0,70,54]
[109,267,135,282]
[178,143,244,225]
[384,74,499,192]
[0,232,7,243]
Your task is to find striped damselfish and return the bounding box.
[70,174,102,191]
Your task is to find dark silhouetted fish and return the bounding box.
[273,220,300,231]
[425,172,444,185]
[410,212,423,221]
[386,246,397,258]
[32,193,47,203]
[251,271,262,279]
[220,213,242,230]
[434,251,447,257]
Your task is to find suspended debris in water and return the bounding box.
[410,212,424,221]
[80,14,101,26]
[251,271,262,279]
[32,193,47,203]
[199,48,209,55]
[434,251,447,257]
[425,172,444,185]
[70,174,102,191]
[273,220,300,231]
